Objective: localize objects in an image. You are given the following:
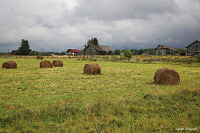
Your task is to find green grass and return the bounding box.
[0,58,200,132]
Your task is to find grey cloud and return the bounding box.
[75,0,179,20]
[0,0,200,52]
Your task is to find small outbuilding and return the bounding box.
[66,49,81,56]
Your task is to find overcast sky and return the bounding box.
[0,0,200,52]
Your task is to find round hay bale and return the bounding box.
[40,60,52,68]
[154,67,180,85]
[2,61,17,69]
[36,56,44,59]
[52,60,63,67]
[83,63,101,75]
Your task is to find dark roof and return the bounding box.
[87,45,112,52]
[157,44,178,51]
[186,40,200,48]
[67,49,81,53]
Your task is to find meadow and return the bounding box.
[0,57,200,132]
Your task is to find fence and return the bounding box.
[0,55,112,59]
[0,55,195,64]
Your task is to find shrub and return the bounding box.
[124,49,132,62]
[195,53,200,62]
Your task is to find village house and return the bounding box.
[186,40,200,56]
[155,44,178,55]
[84,45,112,55]
[66,49,81,56]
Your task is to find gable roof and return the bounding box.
[67,49,81,53]
[157,44,178,51]
[186,40,200,48]
[98,45,112,52]
[86,45,112,52]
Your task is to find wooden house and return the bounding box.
[84,45,112,55]
[186,40,200,56]
[155,44,178,55]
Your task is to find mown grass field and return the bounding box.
[0,58,200,132]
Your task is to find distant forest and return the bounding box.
[0,38,186,56]
[0,48,186,56]
[113,48,186,55]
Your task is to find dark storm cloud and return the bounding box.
[0,0,200,52]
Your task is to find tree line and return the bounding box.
[2,38,186,56]
[113,48,156,55]
[113,48,186,55]
[10,39,66,56]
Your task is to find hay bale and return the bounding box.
[40,60,52,68]
[154,67,180,85]
[83,63,101,75]
[36,56,44,59]
[52,60,63,67]
[2,61,17,69]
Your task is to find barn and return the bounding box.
[84,45,112,55]
[186,40,200,56]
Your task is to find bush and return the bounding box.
[195,53,200,62]
[124,49,132,62]
[90,58,97,61]
[181,58,192,64]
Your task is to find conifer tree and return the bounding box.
[16,39,31,55]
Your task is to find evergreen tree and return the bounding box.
[86,39,92,46]
[85,37,99,48]
[16,39,31,55]
[93,37,99,45]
